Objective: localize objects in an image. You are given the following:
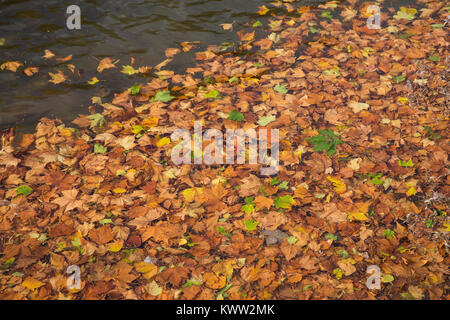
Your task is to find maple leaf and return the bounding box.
[97,57,118,73]
[89,225,115,245]
[48,70,67,84]
[24,67,39,76]
[1,61,23,72]
[51,189,83,212]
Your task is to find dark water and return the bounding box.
[0,0,274,130]
[0,0,421,131]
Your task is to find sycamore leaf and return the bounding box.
[244,219,259,231]
[156,137,171,147]
[87,113,105,128]
[257,5,270,15]
[48,70,67,84]
[154,90,175,103]
[227,110,244,122]
[348,202,371,222]
[43,50,55,59]
[88,77,100,85]
[349,101,369,113]
[97,57,118,73]
[1,61,23,72]
[204,89,221,99]
[274,84,288,94]
[257,115,276,126]
[16,185,33,196]
[182,188,203,203]
[94,143,107,154]
[274,195,295,209]
[394,7,417,20]
[121,65,139,75]
[22,278,44,290]
[327,176,347,194]
[398,159,414,167]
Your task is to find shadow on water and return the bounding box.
[0,0,421,131]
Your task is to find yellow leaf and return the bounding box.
[22,277,44,290]
[48,70,67,84]
[88,77,100,85]
[257,5,270,15]
[182,187,203,203]
[108,240,123,252]
[121,65,139,75]
[156,137,171,147]
[59,128,73,137]
[1,61,23,72]
[135,262,158,279]
[327,176,347,194]
[442,222,450,232]
[113,188,126,194]
[348,202,371,222]
[397,97,408,104]
[406,187,417,196]
[141,117,159,127]
[179,238,188,246]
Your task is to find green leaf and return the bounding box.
[381,274,395,283]
[323,66,340,76]
[309,26,319,34]
[252,21,262,28]
[244,196,255,205]
[307,129,343,156]
[131,85,140,95]
[333,268,343,280]
[216,226,231,237]
[16,185,33,196]
[321,11,332,19]
[132,125,144,135]
[154,90,175,103]
[393,74,406,83]
[244,219,259,231]
[257,115,276,126]
[398,159,414,167]
[274,195,295,209]
[431,24,443,29]
[383,229,395,240]
[94,143,107,154]
[338,250,349,259]
[270,177,281,186]
[227,110,244,122]
[228,76,239,84]
[428,55,440,62]
[99,218,113,225]
[273,84,288,94]
[325,233,338,241]
[204,89,221,99]
[87,113,105,129]
[241,204,254,214]
[278,181,289,190]
[287,236,298,245]
[121,65,139,75]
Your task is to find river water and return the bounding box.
[0,0,422,131]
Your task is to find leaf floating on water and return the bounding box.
[43,49,55,59]
[121,65,139,75]
[48,70,67,84]
[1,61,23,72]
[97,57,118,73]
[24,67,39,76]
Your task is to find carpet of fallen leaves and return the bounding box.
[0,0,449,300]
